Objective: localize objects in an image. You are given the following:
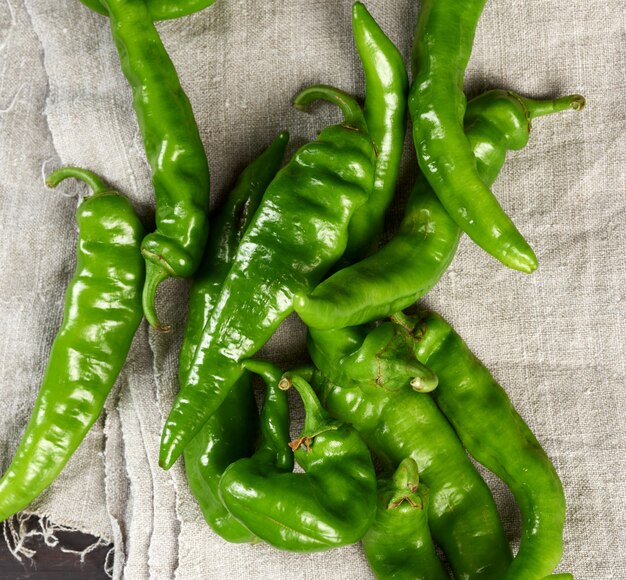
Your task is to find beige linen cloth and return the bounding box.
[0,0,624,578]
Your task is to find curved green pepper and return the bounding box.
[182,134,288,542]
[191,359,292,545]
[309,327,513,579]
[160,86,375,469]
[79,0,215,21]
[411,310,567,579]
[362,457,448,580]
[100,0,211,330]
[0,168,144,522]
[409,0,584,272]
[219,370,377,551]
[342,1,408,263]
[408,0,535,272]
[183,378,258,543]
[297,90,585,330]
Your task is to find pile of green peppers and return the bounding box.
[0,0,585,578]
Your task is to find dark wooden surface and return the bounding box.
[0,515,112,580]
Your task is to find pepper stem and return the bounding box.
[513,92,586,120]
[243,359,292,470]
[389,311,418,333]
[242,359,282,387]
[293,84,367,133]
[142,261,171,332]
[280,372,338,448]
[387,457,423,510]
[46,166,111,196]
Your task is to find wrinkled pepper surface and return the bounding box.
[183,133,288,542]
[309,325,513,578]
[160,86,375,469]
[219,370,377,551]
[0,168,144,522]
[411,310,567,580]
[95,0,211,330]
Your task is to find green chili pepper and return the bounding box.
[219,370,377,551]
[362,457,448,580]
[297,90,585,330]
[186,359,292,544]
[409,0,584,272]
[341,1,408,263]
[99,0,211,330]
[0,168,144,523]
[309,327,513,578]
[410,310,567,580]
[184,377,258,543]
[79,0,215,20]
[182,134,289,543]
[159,85,376,469]
[179,132,289,380]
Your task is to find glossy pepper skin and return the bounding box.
[309,327,513,579]
[409,0,541,272]
[178,133,290,381]
[184,379,258,543]
[219,371,377,551]
[362,458,448,580]
[160,86,375,469]
[297,90,585,330]
[182,134,288,543]
[99,0,211,330]
[0,168,144,523]
[341,1,408,263]
[411,310,567,580]
[79,0,215,21]
[187,360,292,544]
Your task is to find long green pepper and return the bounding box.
[160,86,376,469]
[182,134,289,542]
[97,0,211,330]
[297,90,585,330]
[341,2,408,263]
[411,310,567,579]
[410,0,539,272]
[0,168,144,522]
[178,133,290,381]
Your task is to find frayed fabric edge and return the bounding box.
[2,513,114,578]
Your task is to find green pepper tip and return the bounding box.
[351,1,366,19]
[159,444,176,471]
[505,244,538,273]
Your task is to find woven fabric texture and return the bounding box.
[0,0,624,578]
